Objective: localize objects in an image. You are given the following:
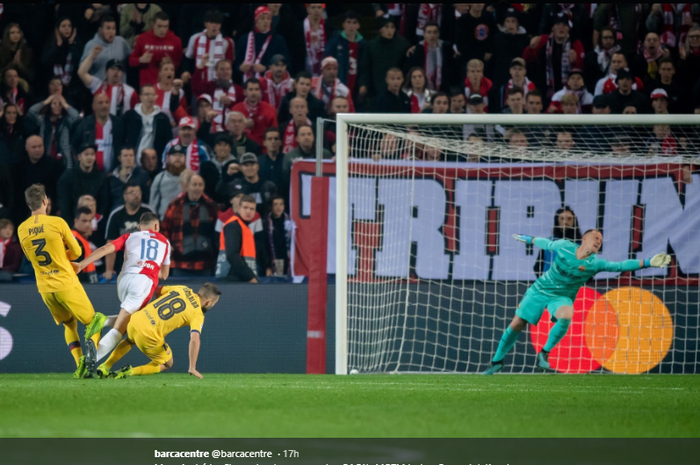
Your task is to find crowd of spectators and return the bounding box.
[1,3,699,282]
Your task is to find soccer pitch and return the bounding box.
[0,374,698,437]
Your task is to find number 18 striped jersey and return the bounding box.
[111,229,171,283]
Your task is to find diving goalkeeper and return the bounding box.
[483,229,671,375]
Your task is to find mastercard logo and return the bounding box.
[529,287,674,374]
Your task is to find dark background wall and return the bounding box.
[0,283,697,374]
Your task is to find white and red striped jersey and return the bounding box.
[111,229,171,283]
[89,77,138,116]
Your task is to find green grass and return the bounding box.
[0,374,698,437]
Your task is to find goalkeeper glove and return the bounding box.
[644,253,671,268]
[512,234,534,245]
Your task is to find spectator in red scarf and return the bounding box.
[303,4,333,77]
[633,32,671,86]
[184,10,235,98]
[282,97,312,154]
[311,57,355,113]
[464,59,493,112]
[403,67,433,113]
[129,11,183,87]
[231,78,278,146]
[260,54,294,111]
[404,22,456,93]
[324,11,365,98]
[160,116,211,172]
[199,59,244,133]
[524,16,584,98]
[78,46,138,117]
[0,218,22,273]
[154,57,188,127]
[235,6,289,84]
[161,173,218,277]
[499,58,536,113]
[1,67,29,114]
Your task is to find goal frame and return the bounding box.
[334,113,700,375]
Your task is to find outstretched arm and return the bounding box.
[513,235,561,251]
[188,331,202,379]
[597,253,671,272]
[72,242,116,273]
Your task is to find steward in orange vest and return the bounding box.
[215,198,258,282]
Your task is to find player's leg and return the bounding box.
[57,285,105,346]
[41,292,86,377]
[116,342,173,378]
[94,308,132,362]
[483,291,547,375]
[97,339,134,378]
[98,274,155,362]
[537,301,574,372]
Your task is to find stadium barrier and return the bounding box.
[0,283,697,374]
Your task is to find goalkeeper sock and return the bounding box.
[96,328,122,362]
[63,319,82,366]
[492,327,520,363]
[544,318,571,353]
[103,339,132,370]
[132,361,162,376]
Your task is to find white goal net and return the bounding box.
[334,114,700,375]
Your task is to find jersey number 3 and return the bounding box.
[32,239,52,266]
[154,291,186,321]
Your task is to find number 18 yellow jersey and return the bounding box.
[130,286,205,342]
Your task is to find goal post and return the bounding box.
[334,113,700,375]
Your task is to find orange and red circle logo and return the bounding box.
[529,287,674,374]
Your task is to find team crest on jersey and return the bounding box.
[578,265,586,272]
[475,25,489,40]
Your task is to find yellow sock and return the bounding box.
[91,331,101,348]
[103,340,133,370]
[131,361,162,376]
[63,319,82,366]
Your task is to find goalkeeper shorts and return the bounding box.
[515,290,573,325]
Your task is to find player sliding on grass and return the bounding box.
[17,184,105,378]
[483,229,671,375]
[72,212,171,378]
[97,283,221,379]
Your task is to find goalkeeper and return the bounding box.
[483,229,671,374]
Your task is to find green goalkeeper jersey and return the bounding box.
[531,238,642,299]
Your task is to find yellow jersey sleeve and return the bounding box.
[19,215,81,294]
[190,311,204,334]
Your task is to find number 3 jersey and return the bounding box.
[18,214,82,294]
[131,286,204,341]
[111,230,171,284]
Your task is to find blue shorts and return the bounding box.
[515,289,573,325]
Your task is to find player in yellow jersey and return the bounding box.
[98,283,221,379]
[17,184,107,379]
